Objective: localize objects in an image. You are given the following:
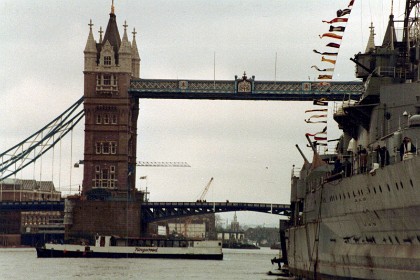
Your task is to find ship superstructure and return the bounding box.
[284,1,420,279]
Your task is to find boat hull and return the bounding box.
[36,240,223,260]
[36,247,223,259]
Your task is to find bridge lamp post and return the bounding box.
[139,176,148,202]
[72,160,84,195]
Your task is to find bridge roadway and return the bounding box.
[129,78,363,101]
[141,201,291,222]
[0,201,291,222]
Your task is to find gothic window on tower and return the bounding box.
[102,142,110,154]
[103,114,109,124]
[110,142,117,154]
[103,75,111,85]
[111,114,117,124]
[95,165,101,188]
[101,169,109,188]
[110,165,116,188]
[95,141,117,154]
[96,114,102,124]
[95,142,102,154]
[96,74,118,96]
[104,56,111,66]
[92,165,117,189]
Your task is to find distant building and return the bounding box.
[217,212,245,246]
[0,178,61,201]
[148,214,216,239]
[0,179,63,246]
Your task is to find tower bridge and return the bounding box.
[1,3,362,240]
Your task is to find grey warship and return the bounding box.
[283,1,420,279]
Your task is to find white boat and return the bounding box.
[36,235,223,260]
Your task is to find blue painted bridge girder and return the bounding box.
[0,201,64,211]
[0,201,291,222]
[141,202,291,223]
[129,78,363,101]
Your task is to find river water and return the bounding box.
[0,247,282,280]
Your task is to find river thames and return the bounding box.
[0,247,283,280]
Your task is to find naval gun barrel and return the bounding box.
[295,144,309,164]
[350,57,380,77]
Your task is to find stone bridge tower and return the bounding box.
[66,4,142,239]
[82,3,140,200]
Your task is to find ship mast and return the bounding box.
[402,0,419,44]
[400,0,420,81]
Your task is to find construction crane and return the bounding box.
[137,161,190,167]
[196,177,213,202]
[75,161,190,168]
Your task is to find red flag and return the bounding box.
[322,18,348,24]
[305,109,328,113]
[313,49,338,56]
[337,9,351,17]
[318,75,333,80]
[326,42,340,48]
[313,99,329,106]
[329,26,346,32]
[319,33,343,40]
[321,56,336,65]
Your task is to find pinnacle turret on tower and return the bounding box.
[365,22,376,53]
[84,19,98,71]
[111,0,115,15]
[131,28,141,78]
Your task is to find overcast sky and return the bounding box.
[1,0,397,226]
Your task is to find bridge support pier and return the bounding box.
[65,199,141,241]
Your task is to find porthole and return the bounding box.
[373,187,377,194]
[400,182,404,189]
[379,185,382,193]
[387,184,390,192]
[410,179,413,188]
[396,183,399,190]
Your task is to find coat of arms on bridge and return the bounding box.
[236,72,253,93]
[179,80,188,90]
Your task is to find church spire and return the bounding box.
[111,0,115,15]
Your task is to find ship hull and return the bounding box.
[286,157,420,279]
